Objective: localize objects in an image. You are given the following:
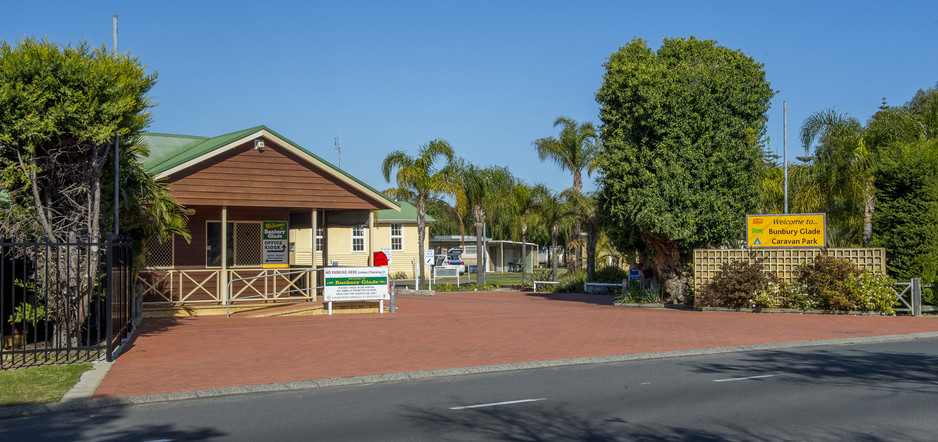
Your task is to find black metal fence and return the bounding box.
[1,235,134,369]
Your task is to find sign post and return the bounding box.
[746,213,826,248]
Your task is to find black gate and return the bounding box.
[1,235,134,369]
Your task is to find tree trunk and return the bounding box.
[474,204,485,288]
[417,196,427,283]
[586,222,596,282]
[521,224,528,286]
[862,190,875,247]
[645,234,687,304]
[571,171,583,273]
[550,223,559,281]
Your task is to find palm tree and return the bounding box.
[533,116,599,271]
[382,139,462,282]
[534,189,574,281]
[562,189,600,281]
[96,135,191,274]
[505,183,549,285]
[800,110,872,246]
[454,160,513,288]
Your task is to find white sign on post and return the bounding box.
[424,249,435,265]
[324,267,390,302]
[382,247,392,265]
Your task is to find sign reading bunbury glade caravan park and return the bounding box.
[746,213,826,248]
[324,267,390,301]
[262,221,289,268]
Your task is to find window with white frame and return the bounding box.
[351,226,365,252]
[390,224,403,251]
[315,227,323,253]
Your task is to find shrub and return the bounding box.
[779,282,817,310]
[593,266,629,284]
[795,255,897,313]
[798,255,859,310]
[616,281,660,304]
[845,270,898,314]
[553,270,585,293]
[698,259,777,308]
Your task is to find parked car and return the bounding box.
[445,248,466,274]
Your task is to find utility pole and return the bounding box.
[783,100,788,214]
[113,14,120,236]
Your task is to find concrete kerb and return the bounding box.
[4,331,938,420]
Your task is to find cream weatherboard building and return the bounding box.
[289,201,433,278]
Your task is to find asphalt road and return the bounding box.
[3,337,938,441]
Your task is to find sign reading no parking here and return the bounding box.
[746,214,826,248]
[324,267,390,301]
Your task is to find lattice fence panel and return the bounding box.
[693,248,886,291]
[144,236,174,268]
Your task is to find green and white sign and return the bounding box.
[263,221,289,268]
[324,267,390,301]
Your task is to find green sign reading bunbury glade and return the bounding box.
[263,221,288,268]
[323,267,390,301]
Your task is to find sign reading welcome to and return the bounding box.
[324,267,390,301]
[746,213,826,248]
[262,221,289,267]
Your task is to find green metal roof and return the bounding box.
[377,201,434,223]
[137,125,399,210]
[139,125,265,174]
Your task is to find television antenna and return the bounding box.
[334,134,341,168]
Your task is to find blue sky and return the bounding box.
[4,1,937,194]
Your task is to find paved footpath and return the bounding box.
[93,292,938,399]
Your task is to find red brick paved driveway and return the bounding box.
[94,292,938,398]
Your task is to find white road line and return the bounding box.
[713,374,778,383]
[450,398,547,410]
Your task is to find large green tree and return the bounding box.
[872,139,938,284]
[596,37,774,302]
[0,38,155,240]
[381,139,462,282]
[0,38,162,344]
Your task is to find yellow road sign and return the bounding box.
[746,213,826,248]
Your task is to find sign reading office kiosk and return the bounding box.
[324,267,390,315]
[746,213,826,248]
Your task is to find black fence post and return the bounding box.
[106,234,115,362]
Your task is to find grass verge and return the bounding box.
[0,363,91,407]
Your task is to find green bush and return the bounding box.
[798,255,860,310]
[797,256,896,312]
[553,270,585,293]
[616,281,660,303]
[698,259,777,308]
[593,266,630,284]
